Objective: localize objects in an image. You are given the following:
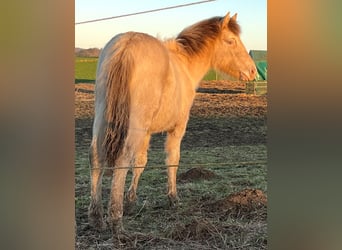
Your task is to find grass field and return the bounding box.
[75,57,97,83]
[74,57,234,83]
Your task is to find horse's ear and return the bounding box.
[221,12,231,29]
[232,13,238,21]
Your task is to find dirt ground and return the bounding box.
[75,81,266,149]
[75,80,267,249]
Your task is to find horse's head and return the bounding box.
[212,13,257,81]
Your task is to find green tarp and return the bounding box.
[249,50,267,81]
[255,61,267,81]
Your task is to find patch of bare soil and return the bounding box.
[205,188,267,218]
[211,188,267,210]
[75,80,267,120]
[178,167,217,182]
[75,80,267,150]
[75,84,94,120]
[192,80,267,118]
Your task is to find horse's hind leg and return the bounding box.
[165,125,187,207]
[108,129,148,233]
[125,133,151,211]
[88,137,106,230]
[108,149,131,233]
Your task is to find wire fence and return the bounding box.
[90,160,267,171]
[76,0,216,25]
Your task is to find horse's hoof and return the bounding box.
[88,212,106,231]
[116,228,131,239]
[88,205,106,231]
[109,217,126,235]
[124,192,138,215]
[168,195,180,208]
[124,200,136,216]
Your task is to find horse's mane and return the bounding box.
[175,16,240,56]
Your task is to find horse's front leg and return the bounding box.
[125,133,151,212]
[165,126,186,207]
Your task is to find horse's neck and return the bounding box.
[183,53,211,88]
[164,40,212,89]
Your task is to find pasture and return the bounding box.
[75,57,97,83]
[75,57,233,83]
[75,79,267,249]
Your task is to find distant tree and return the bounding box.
[75,48,102,57]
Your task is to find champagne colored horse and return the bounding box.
[88,12,256,233]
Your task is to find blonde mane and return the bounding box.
[174,16,241,56]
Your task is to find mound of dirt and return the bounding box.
[207,188,267,213]
[226,188,267,206]
[178,167,217,182]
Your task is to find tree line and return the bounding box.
[75,48,101,57]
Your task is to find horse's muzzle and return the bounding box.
[240,66,257,81]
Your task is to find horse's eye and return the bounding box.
[226,39,235,46]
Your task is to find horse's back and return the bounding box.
[97,32,169,83]
[121,32,170,82]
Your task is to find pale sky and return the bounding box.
[75,0,267,51]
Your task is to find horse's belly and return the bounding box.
[148,87,193,134]
[149,106,179,133]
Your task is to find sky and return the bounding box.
[75,0,267,51]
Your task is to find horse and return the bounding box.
[88,12,256,234]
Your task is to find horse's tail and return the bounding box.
[102,41,134,168]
